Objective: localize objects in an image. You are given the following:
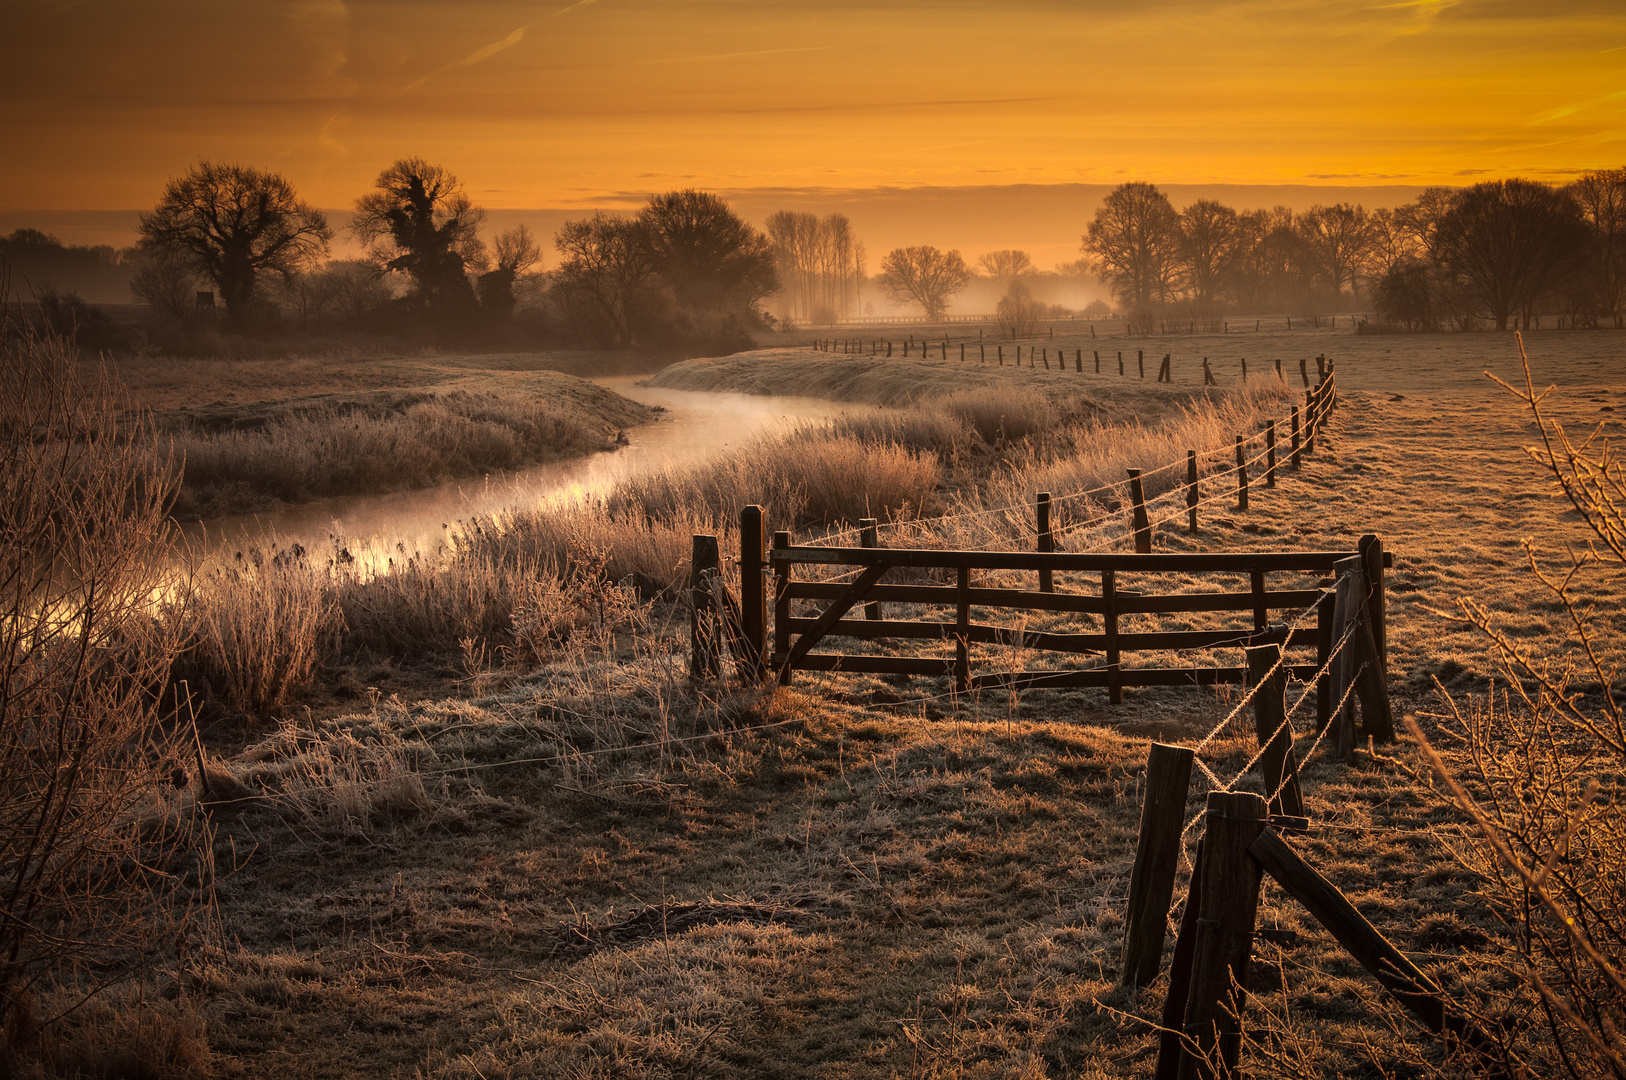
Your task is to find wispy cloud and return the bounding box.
[1534,89,1626,123]
[640,45,834,65]
[402,26,527,92]
[550,0,600,17]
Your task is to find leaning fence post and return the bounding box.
[1121,742,1196,988]
[1245,644,1305,818]
[1186,451,1199,532]
[1128,469,1152,553]
[1176,791,1267,1080]
[739,505,767,681]
[860,518,881,620]
[1036,492,1054,592]
[689,534,721,680]
[1234,436,1249,511]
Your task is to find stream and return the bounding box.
[191,378,874,561]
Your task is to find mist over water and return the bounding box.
[187,378,878,563]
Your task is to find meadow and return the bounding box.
[7,324,1625,1078]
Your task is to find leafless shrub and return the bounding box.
[1405,338,1625,1077]
[0,315,207,1055]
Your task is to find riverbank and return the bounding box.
[108,353,661,517]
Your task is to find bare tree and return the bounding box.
[978,249,1035,291]
[1392,187,1458,265]
[995,279,1046,337]
[137,161,330,321]
[1082,182,1182,313]
[637,190,777,314]
[1437,179,1590,330]
[766,211,864,324]
[477,225,543,319]
[352,158,485,316]
[549,214,660,346]
[1178,200,1243,312]
[1567,168,1626,327]
[875,246,970,319]
[1298,202,1379,300]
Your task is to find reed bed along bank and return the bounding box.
[161,374,656,518]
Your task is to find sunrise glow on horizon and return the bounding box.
[2,0,1622,215]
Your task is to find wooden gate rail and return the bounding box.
[761,535,1389,716]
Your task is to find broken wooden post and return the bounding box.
[1298,356,1309,387]
[1176,791,1267,1080]
[1128,469,1152,553]
[1121,742,1196,988]
[1202,357,1215,385]
[859,518,881,620]
[690,534,721,680]
[1245,644,1305,818]
[1036,492,1054,592]
[739,505,767,681]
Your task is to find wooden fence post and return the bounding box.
[740,505,767,681]
[1245,644,1305,817]
[1118,350,1125,376]
[1076,348,1083,372]
[1128,469,1152,553]
[1304,390,1317,454]
[772,530,791,682]
[1241,357,1248,380]
[1358,534,1386,684]
[1138,349,1145,378]
[1176,790,1267,1080]
[1155,840,1205,1080]
[690,534,721,680]
[860,519,881,620]
[1274,358,1282,380]
[1103,569,1122,704]
[998,345,1004,366]
[1121,742,1196,988]
[1187,451,1199,532]
[1265,422,1277,487]
[1290,407,1302,469]
[1202,357,1215,385]
[1234,436,1249,511]
[955,566,971,693]
[1094,349,1101,373]
[1036,492,1054,592]
[1298,356,1309,387]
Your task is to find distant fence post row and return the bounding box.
[810,335,1336,389]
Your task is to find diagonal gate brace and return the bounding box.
[779,562,891,683]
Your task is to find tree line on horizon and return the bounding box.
[3,161,1622,349]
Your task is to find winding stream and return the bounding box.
[191,377,875,560]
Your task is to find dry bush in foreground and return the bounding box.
[0,319,207,1065]
[1400,342,1626,1078]
[941,386,1056,444]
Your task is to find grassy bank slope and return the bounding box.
[119,356,658,517]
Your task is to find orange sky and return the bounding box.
[2,1,1622,218]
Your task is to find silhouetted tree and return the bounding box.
[128,247,201,321]
[637,190,777,314]
[766,211,862,323]
[978,249,1035,291]
[1083,183,1182,313]
[352,158,485,317]
[1372,260,1439,331]
[550,214,660,346]
[137,161,330,321]
[1177,200,1243,312]
[995,280,1046,336]
[1436,179,1589,330]
[1568,168,1626,326]
[1298,203,1379,301]
[477,225,542,320]
[875,246,970,319]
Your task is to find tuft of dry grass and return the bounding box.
[941,386,1056,444]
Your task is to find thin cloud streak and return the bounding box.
[401,26,527,92]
